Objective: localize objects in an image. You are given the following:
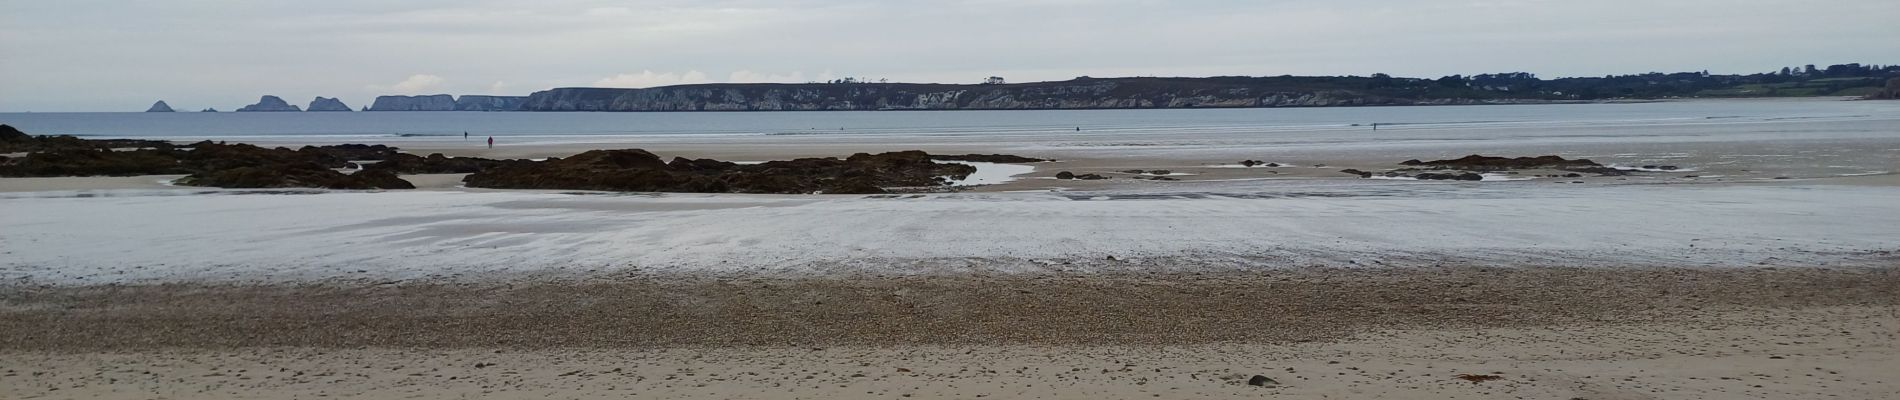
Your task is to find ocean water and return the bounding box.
[1,98,1895,142]
[5,98,1896,181]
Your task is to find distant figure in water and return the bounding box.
[487,136,494,149]
[1372,123,1380,131]
[1076,127,1081,131]
[464,131,469,141]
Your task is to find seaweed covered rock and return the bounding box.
[0,124,173,153]
[464,149,977,194]
[365,152,523,174]
[464,149,720,192]
[298,144,397,163]
[929,154,1048,163]
[1400,155,1600,170]
[0,148,190,177]
[0,124,30,146]
[0,134,419,189]
[1415,172,1485,181]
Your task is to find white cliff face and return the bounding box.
[235,96,302,112]
[145,101,175,112]
[306,97,353,112]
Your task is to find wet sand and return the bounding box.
[4,267,1896,399]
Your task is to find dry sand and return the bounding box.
[3,267,1896,399]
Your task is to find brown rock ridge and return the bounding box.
[463,149,980,194]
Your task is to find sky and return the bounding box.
[2,0,1896,112]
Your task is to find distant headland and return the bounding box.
[159,63,1899,112]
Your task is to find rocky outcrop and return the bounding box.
[516,77,1525,112]
[0,124,174,154]
[1,124,31,145]
[1400,155,1601,170]
[1868,78,1900,100]
[365,152,528,174]
[306,97,353,112]
[236,95,302,112]
[1415,172,1485,181]
[201,108,219,112]
[368,95,456,111]
[929,154,1048,163]
[464,150,976,194]
[454,95,529,111]
[146,101,175,112]
[1052,171,1108,180]
[0,130,417,189]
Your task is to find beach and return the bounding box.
[5,268,1896,399]
[3,99,1899,399]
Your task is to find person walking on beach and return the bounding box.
[487,136,493,149]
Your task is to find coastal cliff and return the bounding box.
[518,77,1517,112]
[367,95,526,111]
[368,95,456,111]
[1868,78,1900,100]
[307,97,353,112]
[454,95,528,111]
[236,96,301,112]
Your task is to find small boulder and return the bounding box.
[1339,169,1373,178]
[1247,375,1279,386]
[1055,171,1076,179]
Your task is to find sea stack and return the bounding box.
[145,101,175,112]
[236,95,302,112]
[307,97,353,112]
[201,108,219,112]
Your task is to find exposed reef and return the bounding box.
[464,150,979,194]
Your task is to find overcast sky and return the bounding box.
[2,0,1895,111]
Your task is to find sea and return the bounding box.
[2,98,1895,143]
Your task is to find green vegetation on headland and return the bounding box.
[510,63,1900,111]
[175,63,1897,112]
